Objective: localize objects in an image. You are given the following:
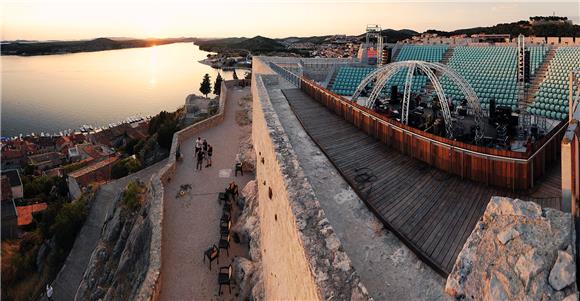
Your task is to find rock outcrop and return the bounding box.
[76,182,153,301]
[446,197,577,300]
[231,180,263,300]
[237,93,256,173]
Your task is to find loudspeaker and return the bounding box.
[383,48,392,64]
[524,50,531,83]
[489,97,496,120]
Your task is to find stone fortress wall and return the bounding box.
[251,57,371,301]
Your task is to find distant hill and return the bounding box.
[194,37,248,50]
[196,36,285,54]
[277,35,333,45]
[234,36,285,52]
[1,37,195,56]
[196,30,418,54]
[356,29,419,43]
[426,19,579,37]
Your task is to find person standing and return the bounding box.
[46,284,54,301]
[202,139,208,153]
[234,153,243,176]
[206,144,213,167]
[196,148,205,170]
[195,137,202,156]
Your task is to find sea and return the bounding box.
[1,42,244,137]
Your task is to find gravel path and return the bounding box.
[159,87,253,301]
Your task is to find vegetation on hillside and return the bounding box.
[357,29,419,43]
[2,183,91,301]
[426,18,579,37]
[196,35,286,54]
[111,156,142,179]
[148,109,182,150]
[122,180,146,212]
[214,73,223,95]
[200,73,212,97]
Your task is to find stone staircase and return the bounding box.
[524,46,556,106]
[425,46,455,94]
[391,43,403,62]
[441,46,455,65]
[327,68,340,90]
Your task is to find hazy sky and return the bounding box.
[1,0,578,40]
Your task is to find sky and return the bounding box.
[1,0,579,40]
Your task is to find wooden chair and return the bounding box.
[218,192,227,204]
[225,182,239,200]
[218,265,233,295]
[219,232,230,256]
[223,202,232,214]
[203,244,219,270]
[220,220,231,236]
[221,211,231,224]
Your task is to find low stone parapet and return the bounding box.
[136,80,239,301]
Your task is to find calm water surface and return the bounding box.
[1,43,244,137]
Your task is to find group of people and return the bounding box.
[195,137,213,171]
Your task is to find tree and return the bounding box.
[232,69,238,80]
[214,73,223,95]
[199,73,212,97]
[157,119,178,149]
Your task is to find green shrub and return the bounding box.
[122,181,145,212]
[50,197,88,251]
[111,157,142,179]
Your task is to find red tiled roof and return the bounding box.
[16,203,48,226]
[69,155,119,178]
[1,148,25,160]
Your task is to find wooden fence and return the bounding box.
[298,77,566,191]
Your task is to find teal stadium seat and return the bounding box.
[529,46,580,121]
[440,46,519,108]
[330,45,449,96]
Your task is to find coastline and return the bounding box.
[198,57,252,71]
[1,38,194,57]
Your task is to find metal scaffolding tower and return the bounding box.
[517,34,531,140]
[365,24,384,66]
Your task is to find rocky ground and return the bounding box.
[236,93,256,173]
[231,180,263,300]
[446,197,577,300]
[76,181,152,301]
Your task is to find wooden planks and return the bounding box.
[281,88,562,276]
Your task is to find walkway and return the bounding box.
[46,159,167,301]
[282,88,561,275]
[266,82,451,300]
[159,87,253,300]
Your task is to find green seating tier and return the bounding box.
[529,46,549,77]
[441,46,518,110]
[330,67,375,95]
[383,45,449,96]
[528,46,580,120]
[331,45,448,96]
[394,45,448,63]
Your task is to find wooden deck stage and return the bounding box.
[281,88,562,275]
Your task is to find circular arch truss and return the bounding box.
[352,61,485,142]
